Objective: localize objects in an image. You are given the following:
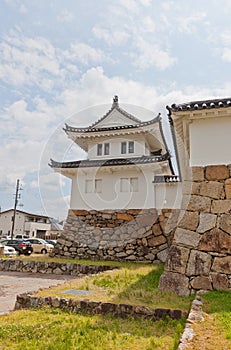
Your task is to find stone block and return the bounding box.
[205,165,229,181]
[157,248,169,263]
[158,271,190,296]
[211,199,231,214]
[220,214,231,234]
[181,195,191,210]
[186,250,212,276]
[152,224,162,236]
[145,253,155,260]
[161,210,181,234]
[165,245,190,274]
[116,213,133,221]
[199,228,231,254]
[127,209,141,215]
[197,213,217,233]
[199,181,224,199]
[212,256,231,274]
[187,195,211,212]
[225,178,231,199]
[72,210,89,216]
[136,213,157,227]
[191,182,201,195]
[192,167,204,181]
[148,235,166,247]
[211,273,230,290]
[190,276,212,290]
[178,211,199,231]
[174,228,200,248]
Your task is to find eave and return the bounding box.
[50,153,170,170]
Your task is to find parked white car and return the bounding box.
[0,244,17,256]
[25,238,54,254]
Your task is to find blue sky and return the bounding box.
[1,0,231,220]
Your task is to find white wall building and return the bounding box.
[0,209,51,239]
[168,97,231,174]
[51,96,181,210]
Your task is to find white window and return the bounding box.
[128,141,134,153]
[97,144,103,156]
[97,143,110,156]
[95,179,102,193]
[120,178,129,192]
[130,177,138,192]
[85,179,102,193]
[104,143,110,155]
[85,179,93,193]
[121,142,127,154]
[121,141,134,154]
[120,177,138,192]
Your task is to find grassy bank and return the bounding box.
[0,308,185,350]
[1,257,229,349]
[36,263,193,311]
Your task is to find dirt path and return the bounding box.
[0,271,76,315]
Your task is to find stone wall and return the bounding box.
[52,209,180,263]
[15,293,187,321]
[159,165,231,295]
[0,259,117,276]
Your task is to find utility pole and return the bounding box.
[11,179,20,239]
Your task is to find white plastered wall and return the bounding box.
[70,167,182,211]
[88,135,147,160]
[190,116,231,166]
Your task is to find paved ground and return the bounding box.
[0,271,76,315]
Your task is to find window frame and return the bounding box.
[104,143,110,155]
[121,142,127,154]
[97,143,103,156]
[128,141,134,154]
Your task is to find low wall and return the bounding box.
[159,165,231,295]
[0,259,117,275]
[51,209,181,263]
[14,293,187,321]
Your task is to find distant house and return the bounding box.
[0,209,51,239]
[50,96,180,211]
[46,221,63,240]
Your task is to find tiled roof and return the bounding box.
[64,115,161,133]
[64,95,161,133]
[90,95,142,128]
[169,97,231,112]
[50,153,170,169]
[153,175,180,183]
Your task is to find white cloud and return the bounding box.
[57,9,74,23]
[67,42,106,65]
[220,31,231,46]
[134,38,176,70]
[221,48,231,62]
[92,26,130,46]
[0,33,61,89]
[176,12,208,34]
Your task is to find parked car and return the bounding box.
[15,234,29,240]
[0,239,33,256]
[0,244,17,256]
[46,239,57,246]
[25,238,54,254]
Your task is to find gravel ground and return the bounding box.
[0,271,76,315]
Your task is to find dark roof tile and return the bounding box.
[169,97,231,112]
[50,153,170,169]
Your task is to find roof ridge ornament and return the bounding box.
[112,95,119,107]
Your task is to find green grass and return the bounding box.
[36,264,193,311]
[0,308,185,350]
[201,290,231,343]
